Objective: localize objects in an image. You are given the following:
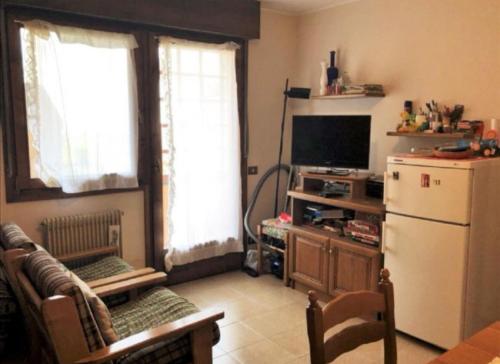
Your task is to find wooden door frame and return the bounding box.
[146,32,249,270]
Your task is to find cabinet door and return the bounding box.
[329,239,381,296]
[289,230,329,292]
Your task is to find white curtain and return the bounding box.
[21,20,139,193]
[159,37,243,270]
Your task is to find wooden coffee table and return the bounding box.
[428,322,500,364]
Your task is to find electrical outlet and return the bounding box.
[248,166,258,175]
[109,225,120,246]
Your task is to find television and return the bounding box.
[291,115,371,169]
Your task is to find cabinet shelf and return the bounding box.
[386,131,473,139]
[288,190,385,215]
[312,93,385,100]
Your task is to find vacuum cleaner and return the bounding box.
[242,164,292,277]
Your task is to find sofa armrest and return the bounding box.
[87,268,156,289]
[75,309,224,364]
[93,272,167,297]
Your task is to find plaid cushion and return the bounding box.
[71,256,134,282]
[112,287,220,364]
[0,223,36,251]
[24,250,105,352]
[69,271,119,345]
[71,256,134,309]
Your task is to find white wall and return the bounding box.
[247,9,298,228]
[0,134,146,268]
[293,0,500,173]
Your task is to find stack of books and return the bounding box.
[343,220,380,246]
[343,84,384,96]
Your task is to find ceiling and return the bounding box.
[260,0,360,15]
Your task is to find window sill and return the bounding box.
[6,184,145,203]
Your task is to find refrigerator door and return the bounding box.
[384,213,468,349]
[385,163,473,225]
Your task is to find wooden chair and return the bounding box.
[4,249,223,364]
[306,269,397,364]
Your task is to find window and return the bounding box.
[159,37,243,269]
[20,21,139,193]
[2,10,247,270]
[4,17,141,200]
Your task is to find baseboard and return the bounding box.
[165,252,244,286]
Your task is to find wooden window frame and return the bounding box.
[1,6,249,270]
[1,8,148,202]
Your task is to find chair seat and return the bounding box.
[111,287,220,364]
[71,256,134,282]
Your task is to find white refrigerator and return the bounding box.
[383,155,500,349]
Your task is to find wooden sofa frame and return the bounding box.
[4,249,223,364]
[2,249,167,362]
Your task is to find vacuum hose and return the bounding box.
[244,164,291,246]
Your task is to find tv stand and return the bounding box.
[286,172,384,297]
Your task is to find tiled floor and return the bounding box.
[170,271,444,364]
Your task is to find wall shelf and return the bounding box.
[386,131,474,139]
[311,93,385,100]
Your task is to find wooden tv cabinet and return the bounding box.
[287,172,384,297]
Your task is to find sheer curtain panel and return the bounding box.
[21,20,139,193]
[159,37,243,270]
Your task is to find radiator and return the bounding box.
[41,209,123,264]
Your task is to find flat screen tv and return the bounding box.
[291,115,371,169]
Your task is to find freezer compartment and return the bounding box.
[385,163,473,225]
[383,213,468,349]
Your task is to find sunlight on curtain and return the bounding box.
[159,37,243,270]
[21,20,139,193]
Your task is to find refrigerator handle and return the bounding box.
[381,221,387,253]
[383,171,389,205]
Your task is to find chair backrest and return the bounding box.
[307,269,396,364]
[4,249,105,364]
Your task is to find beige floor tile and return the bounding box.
[270,322,310,357]
[218,322,266,352]
[241,302,306,338]
[286,354,310,364]
[170,271,446,364]
[171,285,248,312]
[229,339,296,364]
[211,270,257,285]
[205,297,272,327]
[194,286,246,305]
[213,354,241,364]
[398,335,443,363]
[213,344,226,359]
[334,350,378,364]
[352,340,385,362]
[236,285,300,307]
